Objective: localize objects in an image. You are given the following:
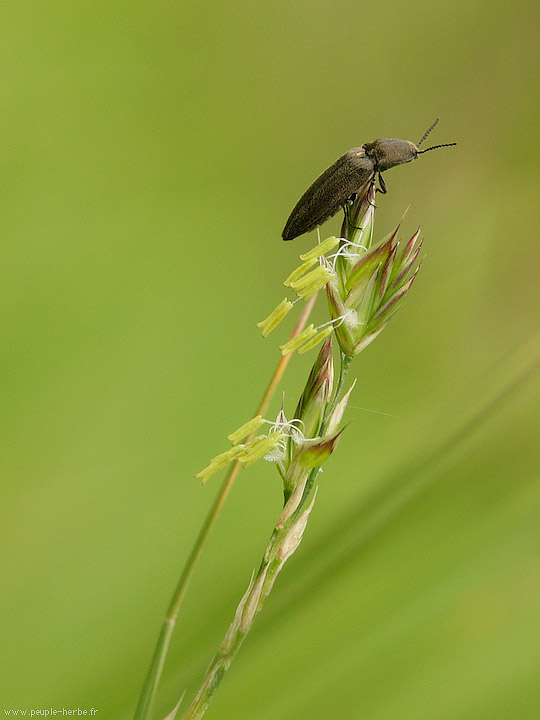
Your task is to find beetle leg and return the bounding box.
[367,178,378,208]
[342,203,363,232]
[376,172,387,194]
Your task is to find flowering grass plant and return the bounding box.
[134,183,423,720]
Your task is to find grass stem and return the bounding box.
[133,293,318,720]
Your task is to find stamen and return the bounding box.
[288,265,335,300]
[256,298,294,337]
[299,236,340,261]
[279,324,317,355]
[227,415,265,445]
[297,326,334,354]
[239,432,286,467]
[195,445,246,484]
[283,257,317,287]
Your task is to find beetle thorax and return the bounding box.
[363,138,418,172]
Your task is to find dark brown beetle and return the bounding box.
[282,119,455,241]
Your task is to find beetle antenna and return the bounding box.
[417,142,457,154]
[418,118,440,147]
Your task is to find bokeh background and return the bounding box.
[1,1,539,718]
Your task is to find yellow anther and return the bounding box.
[238,432,285,467]
[289,266,335,300]
[279,325,317,355]
[195,445,246,484]
[284,257,317,287]
[256,298,294,337]
[227,416,265,445]
[297,326,334,354]
[299,236,339,261]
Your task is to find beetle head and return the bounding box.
[364,138,419,172]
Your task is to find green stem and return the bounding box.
[334,352,352,413]
[133,295,318,720]
[181,473,317,720]
[133,485,227,720]
[321,350,351,433]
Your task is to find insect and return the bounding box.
[282,119,456,241]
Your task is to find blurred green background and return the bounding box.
[1,1,539,718]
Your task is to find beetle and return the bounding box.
[282,119,455,241]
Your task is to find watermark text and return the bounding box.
[4,710,98,717]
